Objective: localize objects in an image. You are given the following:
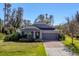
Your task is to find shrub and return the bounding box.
[2,28,10,35]
[4,35,11,41]
[4,32,20,41]
[26,38,43,42]
[11,32,20,41]
[59,34,65,41]
[75,34,79,40]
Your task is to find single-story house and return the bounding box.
[18,22,60,41]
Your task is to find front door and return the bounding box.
[35,32,40,39]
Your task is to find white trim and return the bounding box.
[41,30,59,33]
[40,31,42,39]
[33,31,36,39]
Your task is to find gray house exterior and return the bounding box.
[19,22,59,41]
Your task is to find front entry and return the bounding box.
[27,32,33,39]
[22,31,33,39]
[35,32,40,39]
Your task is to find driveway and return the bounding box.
[44,41,76,56]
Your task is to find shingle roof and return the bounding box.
[21,25,40,31]
[33,22,55,30]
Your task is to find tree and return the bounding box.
[75,11,79,23]
[0,18,3,32]
[26,20,31,25]
[3,4,24,34]
[74,11,79,34]
[37,14,44,22]
[45,13,48,19]
[49,15,53,25]
[34,14,54,25]
[23,19,31,26]
[65,16,78,45]
[10,9,16,27]
[65,17,70,34]
[34,19,38,23]
[14,7,23,28]
[3,3,11,26]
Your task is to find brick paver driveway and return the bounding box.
[44,41,76,56]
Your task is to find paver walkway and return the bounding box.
[44,41,76,56]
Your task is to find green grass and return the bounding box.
[62,35,79,55]
[0,33,46,56]
[0,42,46,56]
[0,33,6,40]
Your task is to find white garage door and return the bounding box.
[42,33,59,41]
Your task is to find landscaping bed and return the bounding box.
[62,35,79,55]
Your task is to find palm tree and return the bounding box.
[66,17,70,34]
[45,13,48,19]
[38,14,44,22]
[27,20,31,25]
[24,20,31,26]
[49,15,53,25]
[35,14,54,25]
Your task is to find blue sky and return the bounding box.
[0,3,79,25]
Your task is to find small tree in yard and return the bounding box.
[69,22,75,45]
[65,17,72,43]
[66,17,77,45]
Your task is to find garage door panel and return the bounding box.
[42,33,58,40]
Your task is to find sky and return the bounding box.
[0,3,79,25]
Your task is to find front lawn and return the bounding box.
[62,35,79,55]
[0,33,6,41]
[0,41,46,56]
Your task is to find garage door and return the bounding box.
[42,33,59,41]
